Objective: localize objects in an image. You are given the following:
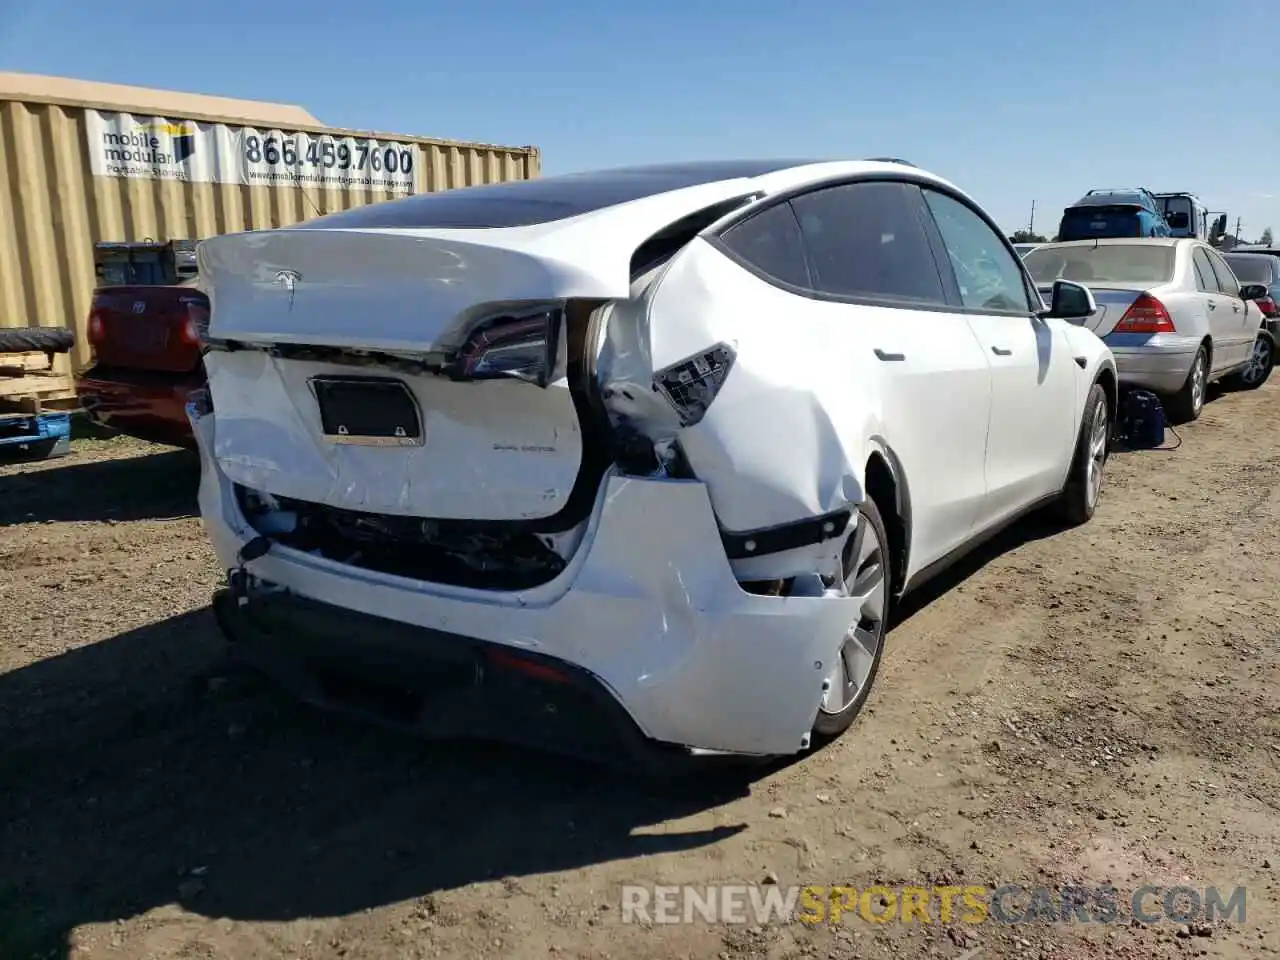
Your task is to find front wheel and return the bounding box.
[1057,382,1110,526]
[1225,333,1274,391]
[812,498,891,739]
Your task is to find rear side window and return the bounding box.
[718,202,811,288]
[1206,249,1239,296]
[789,181,947,305]
[1192,248,1219,292]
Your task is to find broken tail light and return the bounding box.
[652,342,737,427]
[180,300,211,347]
[451,308,562,386]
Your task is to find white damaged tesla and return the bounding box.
[190,159,1117,769]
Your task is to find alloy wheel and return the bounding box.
[821,513,888,715]
[1086,397,1108,507]
[1241,337,1273,386]
[1190,352,1207,414]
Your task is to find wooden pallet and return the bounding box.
[0,355,79,413]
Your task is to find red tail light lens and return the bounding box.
[87,307,106,345]
[1114,294,1175,334]
[451,309,561,386]
[1257,296,1278,317]
[180,300,211,346]
[652,342,737,427]
[485,647,571,685]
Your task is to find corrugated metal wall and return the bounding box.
[0,95,540,374]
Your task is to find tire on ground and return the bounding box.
[0,327,76,355]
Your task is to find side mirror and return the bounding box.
[1212,215,1228,240]
[1039,279,1097,320]
[1239,282,1268,301]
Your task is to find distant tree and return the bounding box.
[1010,229,1048,244]
[1261,227,1274,246]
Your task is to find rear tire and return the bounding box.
[1224,333,1274,391]
[1166,345,1208,423]
[0,326,76,354]
[1057,382,1109,527]
[812,498,891,739]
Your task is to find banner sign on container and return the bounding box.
[85,110,419,194]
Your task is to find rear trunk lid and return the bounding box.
[196,230,621,523]
[88,284,206,373]
[196,183,756,521]
[1038,285,1145,336]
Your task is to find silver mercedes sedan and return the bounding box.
[1022,238,1274,421]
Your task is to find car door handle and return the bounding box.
[1207,300,1217,310]
[1232,302,1240,313]
[991,346,1013,356]
[874,348,905,362]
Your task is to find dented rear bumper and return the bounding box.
[191,408,859,759]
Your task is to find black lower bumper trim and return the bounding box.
[210,587,749,776]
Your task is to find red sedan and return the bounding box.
[75,279,208,448]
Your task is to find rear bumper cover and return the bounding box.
[77,367,203,447]
[213,586,710,773]
[191,409,859,759]
[1103,333,1200,395]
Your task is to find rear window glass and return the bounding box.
[293,160,820,230]
[1058,206,1144,240]
[1023,244,1175,285]
[1224,256,1273,283]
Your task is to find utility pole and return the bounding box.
[1029,200,1036,235]
[1235,216,1242,242]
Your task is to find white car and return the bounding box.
[190,159,1117,769]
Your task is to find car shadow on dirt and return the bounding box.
[890,510,1067,628]
[0,609,748,959]
[0,448,199,527]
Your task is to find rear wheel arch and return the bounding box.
[863,445,910,597]
[1094,364,1118,429]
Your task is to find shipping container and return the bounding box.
[0,72,541,377]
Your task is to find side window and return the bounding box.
[788,181,947,305]
[717,202,811,289]
[921,189,1034,313]
[1206,249,1240,296]
[1192,248,1220,293]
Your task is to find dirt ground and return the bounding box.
[1,382,1278,960]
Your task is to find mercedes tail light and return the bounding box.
[653,342,737,427]
[1114,294,1175,334]
[1257,295,1278,318]
[450,308,562,386]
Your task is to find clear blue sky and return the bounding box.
[2,0,1276,240]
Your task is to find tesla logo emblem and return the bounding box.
[274,270,301,309]
[131,301,146,314]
